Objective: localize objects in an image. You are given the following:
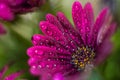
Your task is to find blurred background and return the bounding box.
[0,0,120,80]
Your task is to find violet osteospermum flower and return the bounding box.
[0,65,22,80]
[0,0,46,21]
[27,1,116,80]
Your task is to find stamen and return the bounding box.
[71,46,95,71]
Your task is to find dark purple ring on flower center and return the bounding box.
[71,46,95,71]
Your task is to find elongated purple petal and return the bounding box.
[95,39,112,65]
[39,21,67,45]
[103,23,116,40]
[91,7,109,47]
[97,16,116,46]
[72,1,86,44]
[27,46,72,76]
[4,71,22,80]
[57,12,83,46]
[31,66,53,80]
[31,34,75,53]
[46,13,63,31]
[83,2,94,45]
[31,34,56,47]
[46,13,78,50]
[0,65,8,79]
[40,21,77,52]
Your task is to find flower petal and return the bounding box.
[0,65,8,79]
[4,71,22,80]
[57,12,83,46]
[30,66,53,80]
[39,21,77,52]
[7,0,25,6]
[95,39,112,65]
[97,17,116,46]
[104,22,116,39]
[31,34,74,53]
[27,46,72,76]
[0,3,14,21]
[91,7,109,47]
[72,1,86,44]
[46,13,78,50]
[83,2,94,45]
[46,13,63,31]
[39,21,66,45]
[95,23,116,63]
[31,34,56,46]
[53,73,65,80]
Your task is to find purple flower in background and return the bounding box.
[0,0,46,21]
[0,65,22,80]
[0,23,6,35]
[27,1,116,80]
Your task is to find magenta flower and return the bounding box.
[0,65,22,80]
[0,0,46,21]
[27,1,116,80]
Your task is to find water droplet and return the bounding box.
[61,59,64,62]
[40,42,43,45]
[48,59,50,61]
[75,5,79,10]
[54,64,56,67]
[38,65,42,69]
[45,40,49,42]
[35,50,38,53]
[41,25,47,29]
[32,65,36,69]
[49,52,52,55]
[62,32,65,35]
[47,31,52,36]
[56,58,59,61]
[46,65,49,68]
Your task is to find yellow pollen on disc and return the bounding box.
[71,46,95,71]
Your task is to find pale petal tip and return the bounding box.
[85,2,92,8]
[46,13,53,20]
[72,1,82,9]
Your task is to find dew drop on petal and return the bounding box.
[75,5,79,10]
[53,73,64,80]
[35,50,38,53]
[54,64,57,67]
[41,25,47,30]
[37,50,44,55]
[47,31,52,36]
[38,65,42,69]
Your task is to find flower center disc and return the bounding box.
[71,46,95,71]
